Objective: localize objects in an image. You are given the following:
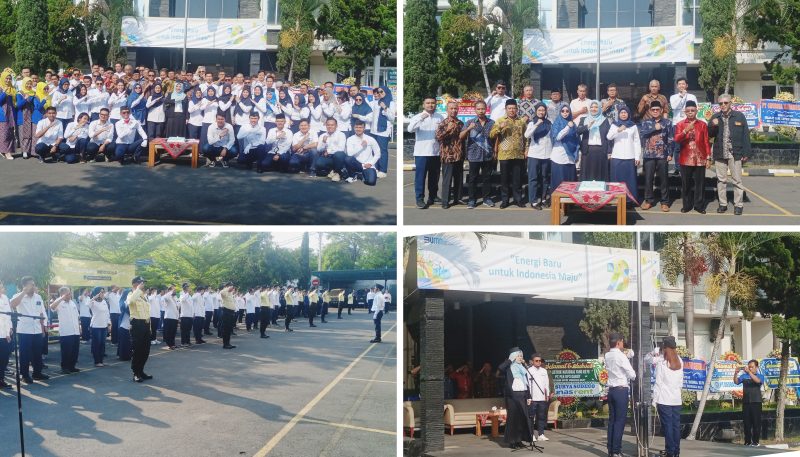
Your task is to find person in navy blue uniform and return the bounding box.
[734,359,765,447]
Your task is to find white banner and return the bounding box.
[121,17,268,50]
[522,26,694,64]
[416,233,660,302]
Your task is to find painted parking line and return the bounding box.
[252,324,397,457]
[297,417,395,435]
[741,185,794,216]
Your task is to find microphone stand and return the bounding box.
[0,309,46,457]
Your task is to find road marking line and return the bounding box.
[741,186,794,216]
[252,323,397,457]
[341,377,396,384]
[297,418,395,435]
[0,210,224,225]
[0,212,8,221]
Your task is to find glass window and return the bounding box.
[206,0,222,17]
[539,0,552,28]
[174,0,186,17]
[581,0,598,28]
[683,0,701,37]
[188,0,205,18]
[780,86,795,96]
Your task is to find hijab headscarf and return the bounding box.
[149,83,164,109]
[190,88,203,104]
[586,100,606,144]
[376,85,393,132]
[126,83,143,108]
[35,82,51,108]
[531,102,552,145]
[294,94,306,109]
[204,87,217,102]
[551,105,580,161]
[278,88,292,106]
[508,350,529,388]
[171,82,186,103]
[351,94,372,129]
[20,77,35,97]
[57,77,70,94]
[613,105,635,129]
[234,87,252,117]
[0,69,16,103]
[252,85,264,103]
[218,83,232,104]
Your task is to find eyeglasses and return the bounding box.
[533,359,542,363]
[720,101,731,105]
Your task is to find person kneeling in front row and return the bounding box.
[203,113,238,168]
[341,120,380,185]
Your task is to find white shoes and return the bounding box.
[377,171,387,179]
[531,435,537,442]
[331,173,341,182]
[345,177,356,183]
[538,434,549,441]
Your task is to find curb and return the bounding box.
[404,163,800,177]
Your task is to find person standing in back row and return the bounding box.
[219,282,237,349]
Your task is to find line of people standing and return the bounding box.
[409,79,752,215]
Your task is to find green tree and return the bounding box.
[316,0,396,86]
[277,0,320,83]
[404,0,439,112]
[0,233,66,290]
[579,299,631,354]
[486,0,538,97]
[60,233,171,264]
[661,233,709,356]
[745,0,800,85]
[741,234,800,442]
[581,232,633,249]
[321,243,357,270]
[698,0,737,97]
[99,0,135,66]
[357,232,397,269]
[0,0,17,52]
[48,0,92,68]
[13,0,57,73]
[687,232,783,440]
[437,0,500,95]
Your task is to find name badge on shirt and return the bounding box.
[734,121,743,126]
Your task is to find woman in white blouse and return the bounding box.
[145,83,166,140]
[606,105,642,204]
[88,287,111,367]
[59,112,90,163]
[524,103,552,210]
[107,81,128,123]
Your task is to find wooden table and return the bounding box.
[475,412,505,437]
[148,141,199,168]
[550,191,627,225]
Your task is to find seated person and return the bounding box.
[236,112,266,170]
[342,120,380,185]
[112,106,148,165]
[315,118,347,180]
[286,119,318,173]
[33,107,64,163]
[86,108,115,161]
[203,113,238,168]
[58,112,91,163]
[262,113,292,172]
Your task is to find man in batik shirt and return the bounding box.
[435,100,465,209]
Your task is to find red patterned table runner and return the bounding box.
[477,412,507,427]
[554,181,638,212]
[152,138,199,159]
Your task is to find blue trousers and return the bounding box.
[246,312,256,330]
[59,334,80,370]
[373,310,384,340]
[287,151,312,173]
[18,333,44,378]
[370,132,390,173]
[527,157,551,202]
[238,145,264,167]
[57,138,88,163]
[117,327,131,360]
[607,387,629,455]
[200,123,211,149]
[0,337,11,378]
[85,141,110,161]
[187,124,202,141]
[90,327,107,364]
[113,142,143,163]
[80,316,91,341]
[193,316,205,342]
[657,403,682,455]
[414,156,441,201]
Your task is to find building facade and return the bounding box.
[435,0,796,103]
[124,0,396,84]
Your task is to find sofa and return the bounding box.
[443,398,562,435]
[403,400,448,437]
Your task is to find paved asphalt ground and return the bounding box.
[420,427,788,456]
[0,311,397,457]
[0,146,396,225]
[403,168,800,225]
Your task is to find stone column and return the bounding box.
[529,63,543,99]
[420,294,445,452]
[742,319,753,361]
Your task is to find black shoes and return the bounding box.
[223,345,237,349]
[260,334,270,338]
[416,198,426,209]
[369,338,382,343]
[499,201,509,209]
[310,324,317,327]
[32,373,50,381]
[734,206,743,215]
[133,375,143,383]
[717,205,728,213]
[141,373,153,380]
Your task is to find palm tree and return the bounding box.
[661,232,708,356]
[687,232,783,440]
[88,0,137,66]
[278,0,322,83]
[486,0,538,96]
